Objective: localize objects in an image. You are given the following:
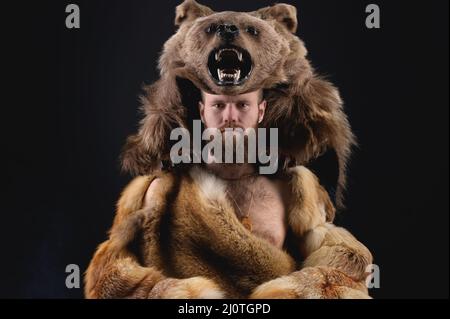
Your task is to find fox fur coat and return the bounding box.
[85,165,372,299]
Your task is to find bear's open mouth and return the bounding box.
[207,45,252,86]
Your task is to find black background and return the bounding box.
[1,0,448,298]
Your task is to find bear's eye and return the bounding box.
[246,26,259,36]
[205,24,218,34]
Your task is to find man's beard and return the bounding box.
[211,126,258,163]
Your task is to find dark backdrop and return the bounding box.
[1,0,448,298]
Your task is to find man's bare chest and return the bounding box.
[225,177,287,248]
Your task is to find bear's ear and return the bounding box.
[175,0,214,27]
[254,3,298,33]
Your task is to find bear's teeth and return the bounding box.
[234,69,241,81]
[218,69,241,82]
[216,48,242,62]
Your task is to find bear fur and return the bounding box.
[85,0,372,299]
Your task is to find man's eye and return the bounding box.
[238,103,249,109]
[213,103,225,109]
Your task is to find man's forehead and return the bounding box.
[203,90,260,101]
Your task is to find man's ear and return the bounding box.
[258,100,267,124]
[175,0,214,27]
[253,3,298,33]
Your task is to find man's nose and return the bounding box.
[223,105,239,124]
[217,24,239,42]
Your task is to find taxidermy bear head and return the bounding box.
[121,0,355,207]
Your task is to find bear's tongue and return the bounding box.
[215,49,243,63]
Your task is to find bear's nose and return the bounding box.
[217,24,239,42]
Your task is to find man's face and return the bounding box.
[199,90,266,130]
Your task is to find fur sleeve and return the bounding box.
[84,175,165,298]
[84,174,224,299]
[250,166,373,299]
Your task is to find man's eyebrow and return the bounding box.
[209,98,226,104]
[207,98,251,104]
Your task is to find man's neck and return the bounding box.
[204,162,257,180]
